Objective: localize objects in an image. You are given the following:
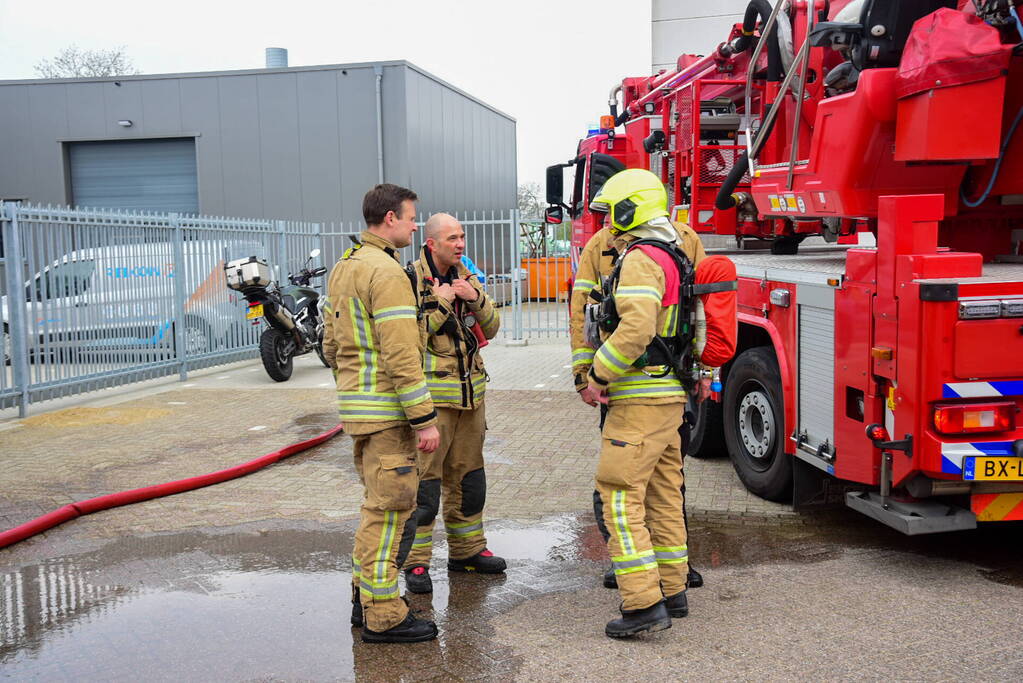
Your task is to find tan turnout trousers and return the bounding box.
[350,425,419,631]
[596,402,689,611]
[406,405,488,566]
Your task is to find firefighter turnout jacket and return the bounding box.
[410,247,500,410]
[322,230,438,433]
[572,222,706,401]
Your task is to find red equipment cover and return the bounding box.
[896,8,1012,99]
[634,244,680,306]
[696,256,737,368]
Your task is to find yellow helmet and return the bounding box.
[589,168,668,232]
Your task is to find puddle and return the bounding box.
[3,512,1022,680]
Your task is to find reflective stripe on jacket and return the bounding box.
[588,226,707,406]
[571,222,706,400]
[412,247,500,410]
[322,230,437,431]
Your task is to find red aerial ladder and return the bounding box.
[547,0,1023,533]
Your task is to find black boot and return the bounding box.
[351,598,363,627]
[688,566,703,589]
[405,564,433,594]
[605,601,671,639]
[603,567,617,589]
[448,549,506,574]
[362,611,438,643]
[665,590,688,618]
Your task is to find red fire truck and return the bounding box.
[547,0,1023,533]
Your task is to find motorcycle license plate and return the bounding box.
[963,457,1023,481]
[246,304,264,320]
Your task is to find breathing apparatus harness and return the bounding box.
[589,237,735,395]
[589,238,696,386]
[411,246,482,388]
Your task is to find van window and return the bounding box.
[29,260,97,300]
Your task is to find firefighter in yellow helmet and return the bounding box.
[582,168,699,638]
[570,183,706,595]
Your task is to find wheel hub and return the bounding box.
[738,390,774,460]
[184,326,208,355]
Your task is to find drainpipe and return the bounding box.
[373,65,384,183]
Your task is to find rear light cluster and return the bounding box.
[933,401,1017,435]
[958,300,1023,319]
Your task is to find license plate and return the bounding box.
[245,304,264,320]
[963,456,1023,481]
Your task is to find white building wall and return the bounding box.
[652,0,749,73]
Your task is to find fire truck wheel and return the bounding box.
[723,346,792,502]
[687,396,726,458]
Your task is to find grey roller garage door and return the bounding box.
[69,138,199,214]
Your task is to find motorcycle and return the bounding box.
[225,249,330,382]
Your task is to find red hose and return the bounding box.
[0,424,344,550]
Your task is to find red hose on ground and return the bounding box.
[0,424,345,550]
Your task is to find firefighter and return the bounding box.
[583,168,709,638]
[403,213,505,593]
[570,197,706,595]
[322,183,441,644]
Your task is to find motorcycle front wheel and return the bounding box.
[259,328,294,382]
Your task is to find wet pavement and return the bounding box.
[4,512,1023,681]
[3,343,1023,679]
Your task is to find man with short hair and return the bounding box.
[322,183,441,644]
[402,213,505,593]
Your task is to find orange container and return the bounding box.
[521,257,572,301]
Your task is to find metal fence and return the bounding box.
[2,203,573,415]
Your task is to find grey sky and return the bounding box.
[0,0,653,190]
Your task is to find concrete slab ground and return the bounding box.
[2,338,1022,680]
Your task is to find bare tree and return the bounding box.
[35,46,140,79]
[517,181,544,220]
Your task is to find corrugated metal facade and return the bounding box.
[0,61,516,224]
[652,0,746,73]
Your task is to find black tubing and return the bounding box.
[729,0,783,82]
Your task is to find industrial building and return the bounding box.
[0,57,517,225]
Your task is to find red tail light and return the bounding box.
[933,401,1016,435]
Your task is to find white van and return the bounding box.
[2,239,266,363]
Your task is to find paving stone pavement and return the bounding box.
[5,338,1022,680]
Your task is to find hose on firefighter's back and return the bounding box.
[0,424,344,550]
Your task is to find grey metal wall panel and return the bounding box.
[381,64,409,194]
[256,73,302,219]
[64,82,106,139]
[402,66,516,216]
[0,86,32,199]
[798,305,836,451]
[101,79,144,139]
[27,86,69,202]
[337,67,380,227]
[140,79,184,134]
[179,77,225,215]
[296,70,342,223]
[68,138,198,213]
[217,75,264,215]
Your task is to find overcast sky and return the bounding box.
[0,0,653,190]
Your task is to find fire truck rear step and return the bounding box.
[845,491,977,535]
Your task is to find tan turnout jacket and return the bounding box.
[575,222,706,405]
[411,247,500,410]
[322,230,437,433]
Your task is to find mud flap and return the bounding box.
[460,468,486,517]
[792,456,856,510]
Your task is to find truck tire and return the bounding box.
[723,346,791,501]
[260,328,294,382]
[687,397,726,458]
